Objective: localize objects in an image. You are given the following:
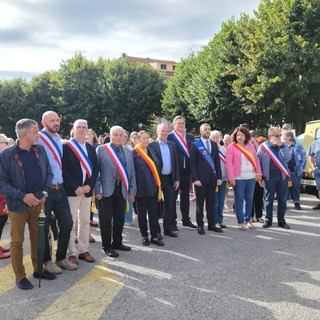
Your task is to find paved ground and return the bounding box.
[1,192,320,320]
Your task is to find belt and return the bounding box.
[52,183,64,190]
[115,180,122,186]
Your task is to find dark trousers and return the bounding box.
[195,180,216,227]
[251,181,264,219]
[0,214,8,239]
[98,183,125,250]
[160,174,176,232]
[173,169,191,223]
[44,188,73,262]
[136,195,160,238]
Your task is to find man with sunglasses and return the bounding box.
[257,127,291,229]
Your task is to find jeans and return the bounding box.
[233,179,255,224]
[264,176,288,223]
[214,180,227,224]
[287,172,301,203]
[44,188,73,262]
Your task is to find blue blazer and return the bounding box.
[190,139,222,184]
[132,147,160,198]
[95,143,137,199]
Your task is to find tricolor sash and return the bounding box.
[261,142,290,177]
[232,143,257,173]
[66,139,93,179]
[39,130,62,170]
[134,144,163,201]
[103,144,129,193]
[218,149,226,165]
[194,140,216,177]
[170,130,190,159]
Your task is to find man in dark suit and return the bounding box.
[149,123,180,238]
[190,123,222,235]
[62,119,99,264]
[167,116,197,231]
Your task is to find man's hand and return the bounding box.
[217,179,222,186]
[75,187,85,196]
[194,180,202,187]
[23,194,41,207]
[174,181,180,190]
[82,185,91,193]
[95,193,102,200]
[259,180,266,188]
[229,179,236,187]
[129,195,135,202]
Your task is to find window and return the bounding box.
[160,64,167,70]
[173,65,176,71]
[316,128,320,140]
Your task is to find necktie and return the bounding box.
[206,140,210,153]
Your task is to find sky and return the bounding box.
[0,0,261,75]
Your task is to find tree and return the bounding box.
[100,57,166,132]
[0,78,29,138]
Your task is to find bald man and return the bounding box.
[38,111,77,272]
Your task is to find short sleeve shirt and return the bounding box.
[308,140,320,168]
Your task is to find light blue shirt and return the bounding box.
[201,137,211,153]
[38,133,63,185]
[158,140,172,175]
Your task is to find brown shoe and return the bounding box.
[78,252,95,263]
[68,255,78,265]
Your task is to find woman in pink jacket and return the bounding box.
[226,127,262,230]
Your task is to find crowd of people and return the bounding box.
[0,112,319,291]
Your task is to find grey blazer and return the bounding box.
[95,143,137,199]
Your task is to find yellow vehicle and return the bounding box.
[300,120,320,196]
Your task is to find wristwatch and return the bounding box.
[43,191,49,198]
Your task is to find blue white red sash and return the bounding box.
[170,130,190,159]
[66,139,93,178]
[218,149,226,165]
[103,144,129,192]
[39,130,62,170]
[261,142,290,177]
[194,140,216,177]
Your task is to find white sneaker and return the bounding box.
[56,258,78,270]
[44,260,62,274]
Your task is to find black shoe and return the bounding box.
[170,222,179,234]
[198,226,205,235]
[312,203,320,210]
[142,237,150,246]
[150,238,165,246]
[16,278,34,290]
[33,270,56,280]
[90,222,99,227]
[294,203,302,210]
[208,224,223,233]
[164,230,178,237]
[113,244,131,251]
[157,232,163,240]
[278,222,290,229]
[105,248,119,258]
[219,222,227,228]
[182,220,197,230]
[262,221,272,228]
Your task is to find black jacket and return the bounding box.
[148,140,180,183]
[62,141,99,197]
[167,131,194,173]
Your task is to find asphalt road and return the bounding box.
[1,192,320,320]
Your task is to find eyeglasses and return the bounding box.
[0,141,9,145]
[75,126,88,130]
[274,135,280,138]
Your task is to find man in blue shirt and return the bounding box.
[0,119,55,290]
[38,111,77,272]
[149,123,180,238]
